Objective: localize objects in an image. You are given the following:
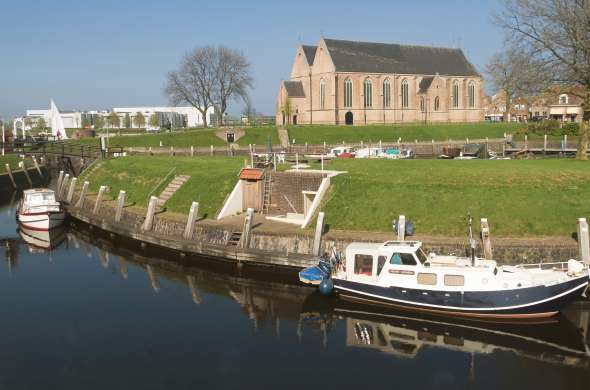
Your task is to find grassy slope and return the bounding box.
[0,155,22,173]
[83,156,243,218]
[288,123,521,144]
[235,126,279,146]
[322,159,590,236]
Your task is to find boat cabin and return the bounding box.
[22,189,58,207]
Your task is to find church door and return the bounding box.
[345,111,353,125]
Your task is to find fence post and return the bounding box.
[312,211,325,256]
[76,181,89,208]
[5,164,16,189]
[56,170,64,193]
[577,218,590,264]
[190,146,194,157]
[543,134,548,152]
[210,145,214,156]
[240,208,254,249]
[397,215,406,241]
[142,196,159,231]
[59,173,70,200]
[32,155,43,177]
[18,161,33,188]
[524,134,528,151]
[480,218,493,260]
[564,134,568,149]
[183,201,199,239]
[93,185,107,214]
[66,177,78,203]
[115,190,126,222]
[170,146,174,156]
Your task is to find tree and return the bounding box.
[149,113,159,128]
[81,116,92,128]
[94,115,104,129]
[495,0,590,160]
[280,97,293,125]
[36,117,47,131]
[107,112,120,128]
[123,113,131,129]
[486,47,548,122]
[164,45,253,128]
[134,112,146,128]
[24,117,33,130]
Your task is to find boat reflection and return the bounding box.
[18,225,67,252]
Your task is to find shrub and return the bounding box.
[527,120,560,136]
[562,122,579,136]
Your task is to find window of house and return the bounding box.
[363,78,372,108]
[434,96,440,111]
[559,94,568,104]
[417,273,437,285]
[468,81,475,108]
[452,80,459,108]
[377,255,387,275]
[354,254,374,276]
[444,274,465,286]
[390,253,417,266]
[401,79,409,108]
[319,78,326,109]
[344,78,353,108]
[420,97,425,112]
[383,78,391,107]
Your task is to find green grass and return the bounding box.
[235,126,279,146]
[75,129,227,148]
[322,159,590,236]
[288,122,520,144]
[0,155,22,173]
[83,156,243,218]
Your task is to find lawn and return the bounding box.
[0,154,24,173]
[321,159,590,236]
[82,156,243,218]
[287,122,521,145]
[235,126,279,146]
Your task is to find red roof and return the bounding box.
[239,168,264,180]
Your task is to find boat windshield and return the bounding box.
[27,193,56,204]
[416,249,429,264]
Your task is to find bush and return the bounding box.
[527,120,560,136]
[562,122,579,136]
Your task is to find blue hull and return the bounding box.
[333,276,588,318]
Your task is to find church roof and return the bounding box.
[301,45,317,65]
[323,38,479,76]
[418,76,434,94]
[283,81,306,97]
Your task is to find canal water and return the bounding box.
[0,190,589,389]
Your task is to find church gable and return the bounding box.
[290,46,312,79]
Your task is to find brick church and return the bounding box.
[276,38,485,126]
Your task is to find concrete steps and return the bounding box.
[278,127,290,148]
[158,174,190,206]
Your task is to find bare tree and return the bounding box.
[486,47,549,122]
[495,0,590,159]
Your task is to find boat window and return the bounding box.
[354,254,374,276]
[416,249,428,264]
[390,253,417,266]
[377,255,387,275]
[417,273,437,285]
[444,274,465,287]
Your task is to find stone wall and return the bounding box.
[268,171,325,215]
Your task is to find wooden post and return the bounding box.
[32,156,43,177]
[59,173,70,200]
[56,170,64,193]
[564,134,568,149]
[5,163,16,189]
[312,211,325,256]
[76,181,89,208]
[142,196,159,231]
[170,146,174,156]
[323,141,326,153]
[18,161,33,188]
[577,218,589,264]
[66,177,77,203]
[93,185,107,214]
[524,134,528,151]
[149,146,153,155]
[295,153,299,170]
[485,137,489,159]
[115,190,126,222]
[190,145,194,157]
[210,145,214,156]
[240,208,254,249]
[305,142,308,152]
[183,201,199,239]
[480,218,493,260]
[432,139,435,156]
[379,140,382,150]
[397,215,406,241]
[543,134,548,152]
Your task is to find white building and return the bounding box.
[112,106,214,128]
[25,109,82,129]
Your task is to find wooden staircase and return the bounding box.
[227,232,242,246]
[158,175,191,206]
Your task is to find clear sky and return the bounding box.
[0,0,505,119]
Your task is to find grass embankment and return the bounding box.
[288,122,520,144]
[322,159,590,237]
[83,156,243,218]
[0,155,24,173]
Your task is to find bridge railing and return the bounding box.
[4,138,124,159]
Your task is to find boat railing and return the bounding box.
[514,261,570,271]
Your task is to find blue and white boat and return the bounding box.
[300,240,589,319]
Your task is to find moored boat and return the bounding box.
[17,189,65,231]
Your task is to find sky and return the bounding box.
[0,0,506,119]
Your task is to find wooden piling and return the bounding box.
[312,212,326,256]
[5,164,16,189]
[480,218,493,260]
[183,201,199,239]
[577,218,589,264]
[76,181,89,208]
[240,208,254,249]
[31,156,43,177]
[397,215,406,241]
[66,177,78,203]
[170,146,174,156]
[18,161,33,188]
[60,174,70,200]
[93,185,107,214]
[210,145,214,156]
[56,171,64,193]
[142,196,159,231]
[115,190,126,222]
[190,146,195,157]
[564,135,568,149]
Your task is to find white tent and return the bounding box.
[50,99,68,140]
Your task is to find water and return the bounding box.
[0,190,589,389]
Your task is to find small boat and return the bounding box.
[300,219,589,319]
[17,189,65,231]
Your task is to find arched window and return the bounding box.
[434,96,440,111]
[319,78,326,109]
[344,78,352,108]
[363,78,372,108]
[468,81,475,108]
[420,97,425,112]
[559,94,568,104]
[383,78,391,107]
[452,80,459,108]
[401,79,409,108]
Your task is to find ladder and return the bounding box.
[262,171,272,214]
[227,232,242,246]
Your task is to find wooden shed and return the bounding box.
[239,168,265,211]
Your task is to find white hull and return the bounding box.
[18,211,65,231]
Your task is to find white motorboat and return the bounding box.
[17,189,65,231]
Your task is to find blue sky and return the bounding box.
[0,0,505,118]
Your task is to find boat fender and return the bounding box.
[405,221,414,236]
[319,278,334,295]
